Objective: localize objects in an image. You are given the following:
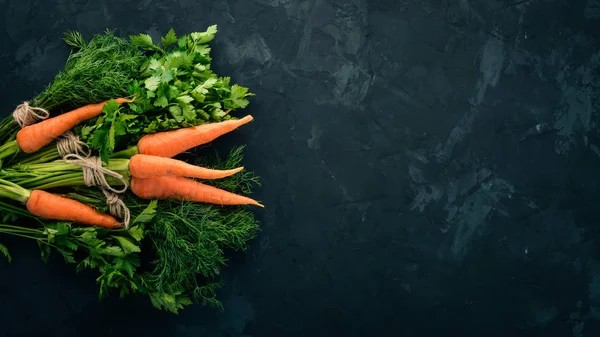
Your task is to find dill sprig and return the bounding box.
[32,29,144,112]
[145,201,259,306]
[142,145,261,309]
[194,145,261,195]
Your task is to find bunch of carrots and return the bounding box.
[0,26,263,313]
[6,106,262,228]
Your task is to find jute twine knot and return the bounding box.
[61,154,131,228]
[103,189,131,229]
[57,131,91,158]
[13,101,50,127]
[62,154,128,194]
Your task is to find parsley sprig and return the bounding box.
[78,26,254,162]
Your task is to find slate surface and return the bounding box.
[1,0,600,336]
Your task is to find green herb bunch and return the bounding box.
[0,26,262,314]
[35,30,144,112]
[78,26,254,162]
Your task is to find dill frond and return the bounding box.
[32,30,145,112]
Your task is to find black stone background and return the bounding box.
[1,0,600,336]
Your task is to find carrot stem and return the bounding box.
[0,140,21,164]
[111,146,139,159]
[0,231,45,242]
[7,159,130,190]
[9,144,60,166]
[0,224,40,232]
[0,179,31,203]
[0,200,34,218]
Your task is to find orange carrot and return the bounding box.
[137,115,254,158]
[129,154,244,179]
[131,175,264,207]
[16,98,133,153]
[26,190,121,229]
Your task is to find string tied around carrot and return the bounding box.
[12,101,50,127]
[57,131,91,158]
[62,154,128,194]
[102,188,131,229]
[61,154,131,227]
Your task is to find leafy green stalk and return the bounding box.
[0,141,21,168]
[0,178,31,203]
[110,146,139,159]
[0,116,20,146]
[7,144,60,167]
[1,159,130,190]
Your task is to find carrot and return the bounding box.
[16,98,133,153]
[25,190,121,229]
[129,154,244,179]
[131,175,264,207]
[137,115,254,158]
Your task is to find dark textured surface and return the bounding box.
[1,0,600,336]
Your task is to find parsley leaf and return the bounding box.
[115,236,141,254]
[191,77,218,102]
[89,99,129,162]
[177,95,194,104]
[182,104,196,122]
[160,68,174,83]
[128,225,145,241]
[148,59,162,71]
[161,28,178,48]
[190,25,218,44]
[154,96,169,108]
[102,99,120,116]
[227,84,252,109]
[169,106,184,122]
[163,51,194,70]
[130,33,156,49]
[192,44,211,56]
[145,76,161,91]
[132,200,158,225]
[167,85,180,99]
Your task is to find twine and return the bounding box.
[12,101,50,127]
[13,100,132,228]
[57,131,91,158]
[61,154,128,194]
[61,154,131,228]
[102,189,131,229]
